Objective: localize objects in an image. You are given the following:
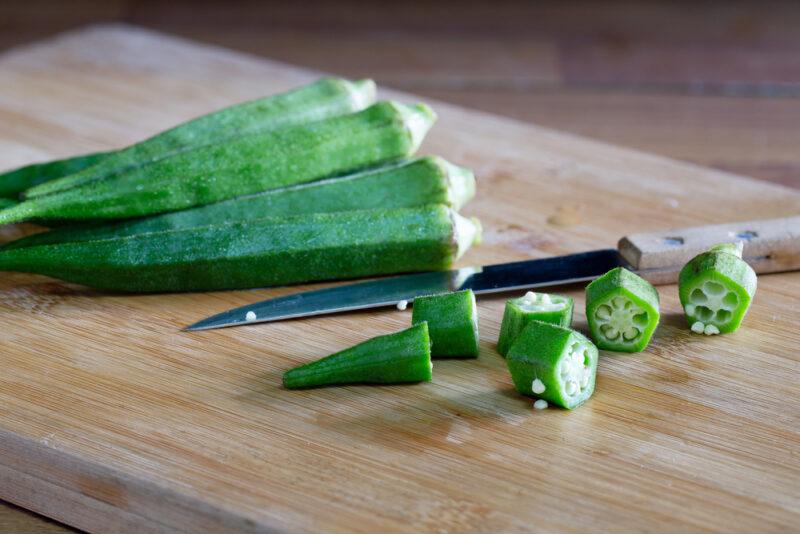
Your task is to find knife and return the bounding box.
[185,216,800,331]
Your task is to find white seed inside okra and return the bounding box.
[531,378,546,394]
[533,399,549,410]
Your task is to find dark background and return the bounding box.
[1,0,798,531]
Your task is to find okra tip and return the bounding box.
[393,102,437,153]
[344,78,377,110]
[440,158,476,211]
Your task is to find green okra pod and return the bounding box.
[585,267,660,352]
[22,78,375,199]
[679,242,757,335]
[506,320,598,410]
[0,198,17,210]
[0,151,110,199]
[3,156,475,251]
[283,323,432,389]
[0,101,434,224]
[0,205,481,292]
[411,289,479,358]
[496,291,574,356]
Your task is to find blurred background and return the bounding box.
[0,0,797,531]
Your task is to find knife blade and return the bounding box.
[185,215,799,331]
[185,249,626,331]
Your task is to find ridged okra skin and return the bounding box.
[0,101,434,225]
[0,102,435,223]
[283,323,432,388]
[585,267,660,352]
[0,198,17,210]
[23,78,375,199]
[496,291,574,356]
[0,205,480,293]
[506,321,598,410]
[2,156,475,251]
[679,243,756,335]
[411,289,479,358]
[0,151,110,198]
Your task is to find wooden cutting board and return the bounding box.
[1,25,798,533]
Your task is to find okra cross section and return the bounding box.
[282,322,432,389]
[412,289,479,358]
[497,291,574,356]
[585,267,660,352]
[679,242,757,335]
[506,321,598,409]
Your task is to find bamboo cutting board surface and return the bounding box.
[1,25,798,533]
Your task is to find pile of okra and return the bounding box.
[0,78,481,292]
[284,242,756,411]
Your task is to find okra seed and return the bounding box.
[695,306,714,321]
[715,309,731,323]
[691,321,705,334]
[600,324,620,340]
[612,297,626,308]
[623,327,639,340]
[533,399,548,410]
[565,381,578,395]
[245,311,257,322]
[703,324,720,335]
[580,368,591,388]
[632,313,648,327]
[531,378,546,394]
[396,300,408,311]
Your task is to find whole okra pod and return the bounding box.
[0,101,434,224]
[0,205,481,292]
[19,78,375,199]
[283,323,433,389]
[2,156,475,251]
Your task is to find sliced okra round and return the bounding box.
[412,289,479,358]
[679,242,756,335]
[496,291,574,356]
[506,320,598,410]
[585,267,660,352]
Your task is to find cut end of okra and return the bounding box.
[438,157,476,211]
[679,243,756,334]
[496,291,574,356]
[412,289,479,358]
[452,213,482,260]
[282,322,432,389]
[506,321,598,410]
[393,102,437,153]
[343,78,377,110]
[586,267,660,352]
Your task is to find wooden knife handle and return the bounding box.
[617,215,800,284]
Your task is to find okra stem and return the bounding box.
[282,323,432,388]
[0,205,480,292]
[23,78,376,199]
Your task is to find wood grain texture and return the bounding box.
[0,25,799,533]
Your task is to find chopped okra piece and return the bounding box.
[496,291,574,356]
[585,267,660,352]
[282,323,432,388]
[412,289,479,358]
[679,242,757,335]
[506,320,598,410]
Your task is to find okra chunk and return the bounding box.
[506,321,598,410]
[283,323,432,389]
[679,242,756,335]
[496,291,574,356]
[412,289,479,358]
[586,267,660,352]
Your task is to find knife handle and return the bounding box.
[617,215,800,284]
